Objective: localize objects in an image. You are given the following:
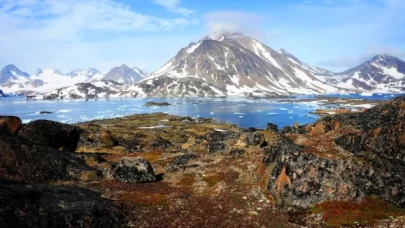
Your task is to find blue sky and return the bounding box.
[0,0,404,74]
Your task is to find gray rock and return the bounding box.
[166,153,197,172]
[112,157,156,183]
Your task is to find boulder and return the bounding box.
[0,134,95,183]
[0,116,22,135]
[99,130,117,147]
[150,137,172,149]
[112,157,156,183]
[0,182,126,228]
[166,153,197,172]
[266,123,278,132]
[18,120,80,152]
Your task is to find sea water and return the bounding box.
[0,94,402,129]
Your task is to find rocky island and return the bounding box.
[1,96,405,227]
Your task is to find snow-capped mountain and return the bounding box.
[102,64,147,85]
[132,66,148,77]
[0,65,146,94]
[27,80,139,100]
[319,55,405,93]
[134,32,343,97]
[0,64,30,84]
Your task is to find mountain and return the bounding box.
[0,89,6,97]
[134,32,343,97]
[26,80,139,100]
[103,64,147,85]
[0,64,29,84]
[132,66,148,77]
[277,49,335,76]
[321,55,405,93]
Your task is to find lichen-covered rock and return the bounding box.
[166,153,197,172]
[263,97,405,208]
[245,131,266,147]
[0,134,95,183]
[205,130,240,153]
[0,116,22,135]
[0,182,126,228]
[112,157,156,183]
[18,120,80,152]
[150,137,172,149]
[261,136,385,208]
[99,130,117,147]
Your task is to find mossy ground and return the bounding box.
[68,112,405,227]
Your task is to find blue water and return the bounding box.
[0,94,403,129]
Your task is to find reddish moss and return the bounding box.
[120,193,168,207]
[177,173,196,187]
[312,197,405,227]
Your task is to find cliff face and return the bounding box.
[264,96,405,209]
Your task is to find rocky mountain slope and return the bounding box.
[27,80,139,100]
[0,64,29,84]
[133,32,343,97]
[316,55,405,93]
[102,64,147,85]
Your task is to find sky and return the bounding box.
[0,0,404,74]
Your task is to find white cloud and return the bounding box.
[0,0,198,73]
[204,10,266,38]
[151,0,194,16]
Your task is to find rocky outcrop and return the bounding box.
[112,157,156,183]
[166,153,197,172]
[205,130,241,153]
[18,120,81,152]
[0,181,126,228]
[0,116,22,135]
[262,97,405,208]
[0,133,95,183]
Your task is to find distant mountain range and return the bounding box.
[0,64,147,95]
[1,32,405,98]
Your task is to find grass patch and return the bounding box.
[312,197,405,227]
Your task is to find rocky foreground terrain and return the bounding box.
[2,97,405,227]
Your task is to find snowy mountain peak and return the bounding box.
[141,33,344,96]
[102,64,145,85]
[0,64,30,84]
[35,68,43,76]
[68,68,101,77]
[277,48,289,55]
[204,32,245,41]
